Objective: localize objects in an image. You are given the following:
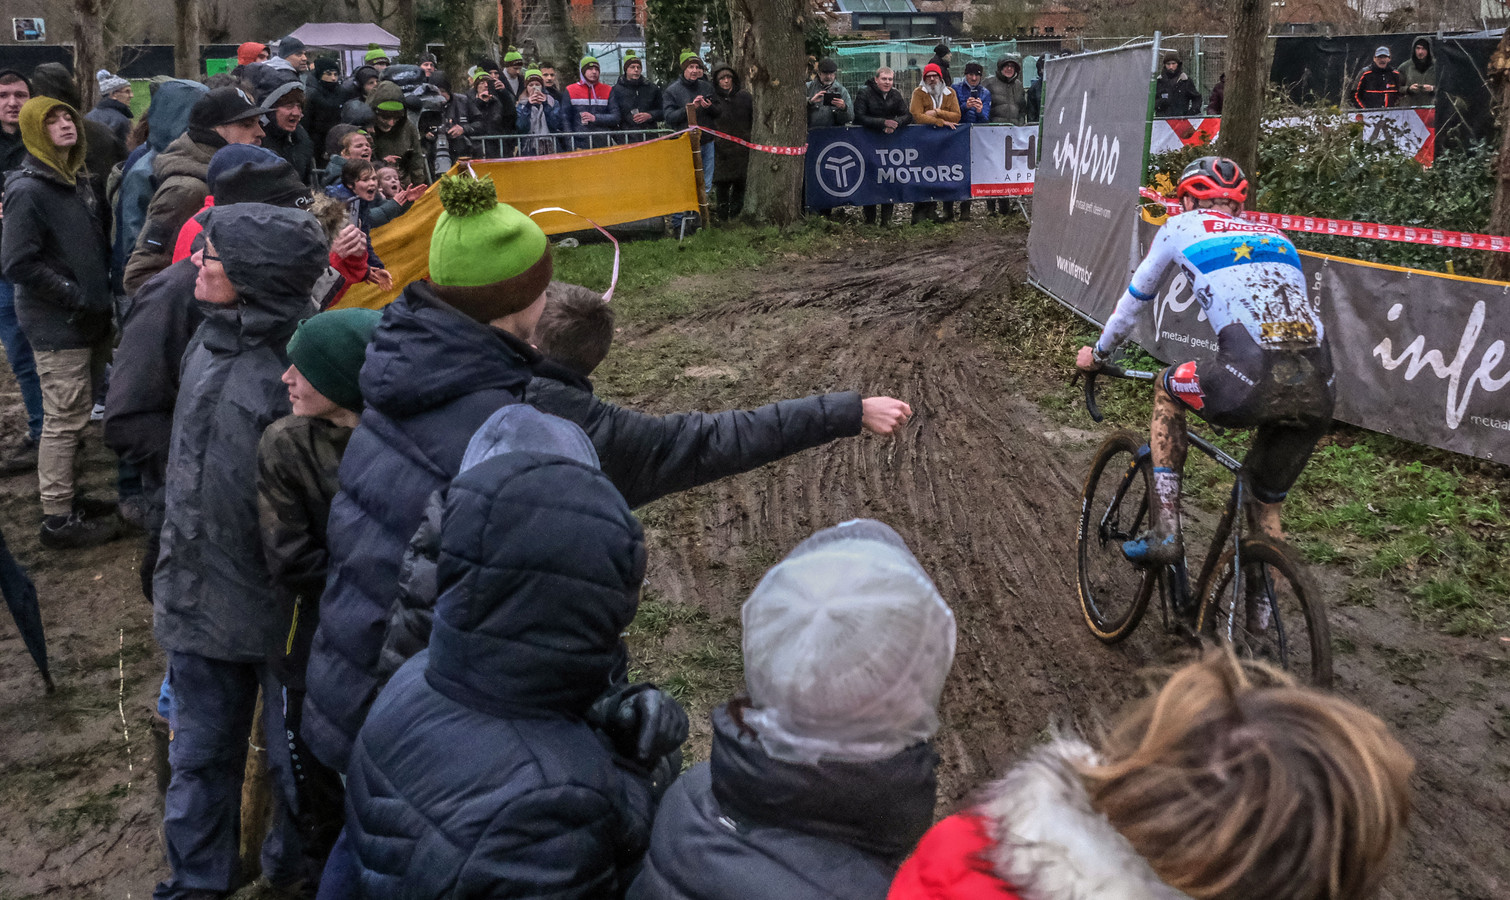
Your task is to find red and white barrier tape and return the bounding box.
[691,125,807,156]
[527,205,620,302]
[1137,188,1510,254]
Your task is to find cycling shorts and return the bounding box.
[1162,324,1336,503]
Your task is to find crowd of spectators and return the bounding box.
[0,39,1424,900]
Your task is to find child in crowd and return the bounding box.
[630,519,955,900]
[368,164,426,227]
[322,128,371,188]
[257,307,383,884]
[888,652,1415,900]
[324,158,392,291]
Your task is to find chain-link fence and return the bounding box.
[829,36,1228,108]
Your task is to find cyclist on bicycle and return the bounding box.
[1076,156,1334,566]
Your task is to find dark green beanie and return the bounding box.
[286,308,383,412]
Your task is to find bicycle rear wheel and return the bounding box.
[1077,433,1157,643]
[1197,536,1333,688]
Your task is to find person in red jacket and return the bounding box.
[888,654,1415,900]
[1353,46,1404,108]
[565,54,620,147]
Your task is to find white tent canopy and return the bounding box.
[285,22,400,52]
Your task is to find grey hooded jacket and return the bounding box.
[152,204,328,662]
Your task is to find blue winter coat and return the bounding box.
[301,280,537,772]
[629,704,939,900]
[113,79,206,292]
[345,451,653,899]
[953,80,992,124]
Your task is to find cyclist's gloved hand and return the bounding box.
[1076,345,1104,372]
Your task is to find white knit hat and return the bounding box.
[96,69,130,96]
[741,519,956,765]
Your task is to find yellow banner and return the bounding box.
[338,134,700,309]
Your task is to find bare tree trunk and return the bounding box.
[73,0,106,110]
[173,0,200,80]
[728,0,806,225]
[499,0,517,59]
[1220,0,1268,187]
[1484,32,1510,281]
[546,0,578,78]
[439,0,479,85]
[395,0,419,61]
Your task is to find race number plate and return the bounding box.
[1259,320,1317,344]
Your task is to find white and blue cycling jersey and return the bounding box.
[1095,208,1324,355]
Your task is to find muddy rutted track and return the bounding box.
[614,225,1509,900]
[625,232,1155,801]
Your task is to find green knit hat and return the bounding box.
[503,48,524,64]
[524,68,544,84]
[286,308,383,412]
[428,173,552,322]
[679,50,705,70]
[579,54,599,71]
[364,44,390,64]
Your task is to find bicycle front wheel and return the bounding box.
[1077,433,1157,643]
[1197,536,1333,688]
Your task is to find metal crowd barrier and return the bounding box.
[470,129,672,160]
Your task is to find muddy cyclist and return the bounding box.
[1075,156,1335,566]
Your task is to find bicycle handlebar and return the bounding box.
[1080,364,1158,423]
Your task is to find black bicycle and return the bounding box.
[1074,364,1332,688]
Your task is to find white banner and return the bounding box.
[1150,108,1436,165]
[969,124,1038,197]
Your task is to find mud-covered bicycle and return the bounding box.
[1074,363,1332,688]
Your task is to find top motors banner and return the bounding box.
[805,126,971,208]
[1027,44,1155,321]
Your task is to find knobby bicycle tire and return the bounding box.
[1197,535,1333,688]
[1076,433,1157,643]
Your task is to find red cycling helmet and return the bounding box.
[1177,156,1249,204]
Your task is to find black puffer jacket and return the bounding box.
[663,75,714,129]
[346,452,654,899]
[610,75,664,129]
[263,82,316,184]
[86,97,134,146]
[0,156,113,351]
[152,205,327,662]
[1154,58,1202,117]
[525,358,863,509]
[301,281,536,772]
[628,704,938,900]
[853,80,913,130]
[305,78,346,164]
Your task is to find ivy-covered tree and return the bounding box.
[646,0,704,81]
[728,0,807,224]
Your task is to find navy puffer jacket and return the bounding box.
[629,704,939,900]
[301,280,537,772]
[346,451,653,898]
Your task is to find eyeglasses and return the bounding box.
[201,249,222,263]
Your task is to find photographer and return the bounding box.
[806,58,852,128]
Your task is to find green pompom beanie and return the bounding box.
[679,50,705,70]
[364,44,390,63]
[503,48,525,64]
[524,68,544,84]
[579,55,599,71]
[428,173,552,323]
[286,308,383,412]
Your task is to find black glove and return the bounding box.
[588,682,689,766]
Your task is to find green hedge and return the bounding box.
[1146,107,1497,278]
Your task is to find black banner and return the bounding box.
[1028,43,1155,321]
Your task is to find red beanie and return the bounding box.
[922,63,944,80]
[237,42,267,65]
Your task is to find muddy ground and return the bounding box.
[1,222,1506,898]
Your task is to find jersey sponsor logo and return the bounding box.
[1202,218,1283,237]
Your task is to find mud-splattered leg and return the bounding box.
[1149,371,1189,542]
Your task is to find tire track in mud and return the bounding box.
[626,233,1165,805]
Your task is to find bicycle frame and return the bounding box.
[1083,365,1256,629]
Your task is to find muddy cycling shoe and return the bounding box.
[1122,530,1183,567]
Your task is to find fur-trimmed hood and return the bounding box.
[891,739,1194,900]
[978,739,1192,900]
